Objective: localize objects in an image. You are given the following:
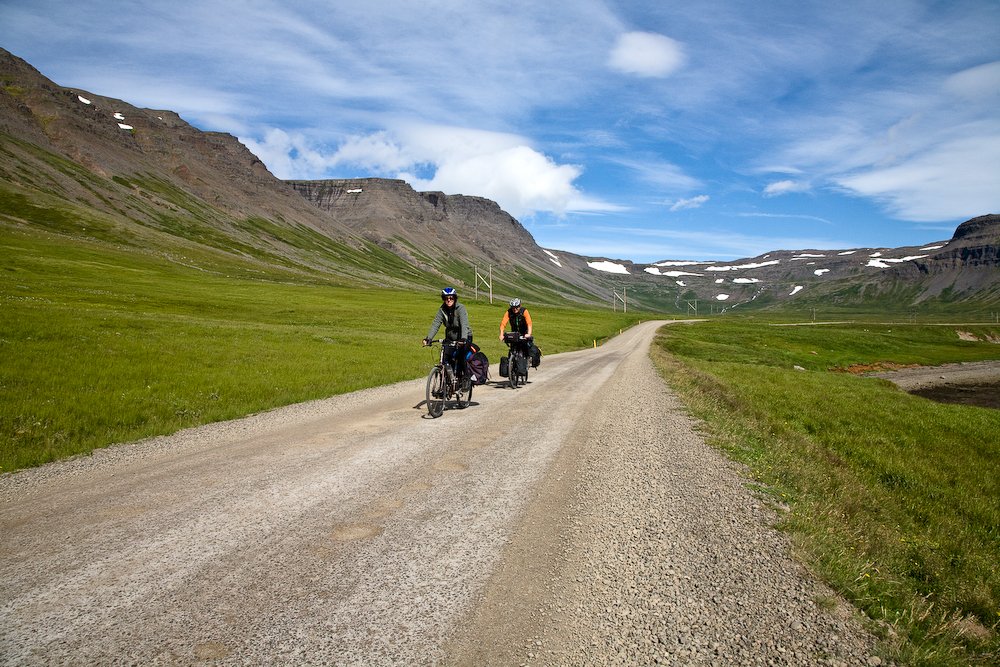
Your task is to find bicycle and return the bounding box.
[424,339,473,417]
[502,332,531,389]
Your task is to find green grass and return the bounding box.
[652,319,1000,666]
[0,222,644,472]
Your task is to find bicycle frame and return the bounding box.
[502,332,530,388]
[424,339,472,417]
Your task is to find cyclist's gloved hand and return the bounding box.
[421,338,430,347]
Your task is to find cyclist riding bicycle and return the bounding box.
[499,298,538,367]
[422,287,473,379]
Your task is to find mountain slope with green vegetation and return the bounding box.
[0,220,646,473]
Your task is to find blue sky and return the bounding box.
[2,1,998,262]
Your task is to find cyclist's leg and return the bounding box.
[446,343,465,385]
[444,344,457,379]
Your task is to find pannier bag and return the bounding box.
[514,354,529,376]
[531,344,541,368]
[467,350,490,385]
[499,355,509,378]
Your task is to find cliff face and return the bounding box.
[952,214,1000,244]
[887,214,1000,301]
[288,178,543,265]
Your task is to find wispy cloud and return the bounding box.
[760,52,1000,221]
[763,180,811,197]
[607,156,702,192]
[669,195,710,211]
[836,130,1000,221]
[738,212,834,225]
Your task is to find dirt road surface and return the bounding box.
[1,321,881,666]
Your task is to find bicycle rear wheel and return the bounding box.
[426,366,445,417]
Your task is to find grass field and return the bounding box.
[652,319,1000,666]
[1,224,645,472]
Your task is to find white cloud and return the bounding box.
[405,145,582,218]
[944,61,1000,101]
[608,31,685,78]
[763,180,811,197]
[669,195,709,211]
[291,122,620,219]
[241,128,338,180]
[836,131,1000,221]
[328,131,417,172]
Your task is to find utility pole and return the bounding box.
[474,265,493,303]
[613,287,627,312]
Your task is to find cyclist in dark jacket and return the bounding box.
[499,298,539,367]
[422,287,473,377]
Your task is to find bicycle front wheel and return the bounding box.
[426,366,445,417]
[509,352,521,389]
[456,376,473,409]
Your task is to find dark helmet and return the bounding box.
[441,286,458,301]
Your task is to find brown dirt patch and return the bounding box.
[832,361,921,375]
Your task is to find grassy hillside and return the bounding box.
[0,221,646,472]
[653,319,1000,666]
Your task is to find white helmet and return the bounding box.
[509,298,521,308]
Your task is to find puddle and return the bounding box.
[909,382,1000,410]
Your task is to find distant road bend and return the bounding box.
[0,321,881,666]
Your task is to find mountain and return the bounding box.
[1,47,997,313]
[596,214,1000,313]
[286,178,630,304]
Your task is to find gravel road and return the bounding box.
[0,321,882,666]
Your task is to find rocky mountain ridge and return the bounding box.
[588,214,999,311]
[1,47,997,312]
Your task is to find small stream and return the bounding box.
[909,382,1000,410]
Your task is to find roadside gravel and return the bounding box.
[446,326,884,666]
